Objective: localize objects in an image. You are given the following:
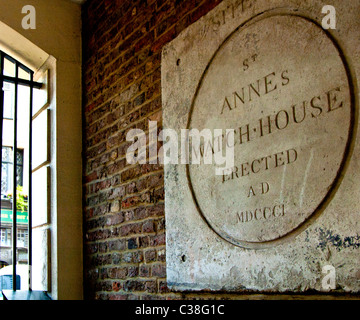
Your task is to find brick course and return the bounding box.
[82,0,226,300]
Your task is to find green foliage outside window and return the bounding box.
[6,185,28,212]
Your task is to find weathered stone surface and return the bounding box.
[162,0,360,292]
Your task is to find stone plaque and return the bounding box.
[188,13,353,249]
[162,0,360,292]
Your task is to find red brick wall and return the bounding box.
[82,0,224,300]
[82,0,360,302]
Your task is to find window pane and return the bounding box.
[1,148,24,197]
[18,66,30,81]
[16,149,24,190]
[3,57,15,77]
[3,81,14,119]
[18,84,31,146]
[2,146,11,162]
[1,162,12,196]
[1,147,13,196]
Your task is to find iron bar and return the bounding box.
[0,53,4,253]
[0,74,42,89]
[28,70,33,291]
[12,61,19,291]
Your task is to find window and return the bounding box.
[0,228,28,248]
[0,228,11,246]
[0,50,42,294]
[0,9,83,298]
[16,229,28,248]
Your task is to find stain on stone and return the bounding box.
[317,228,360,251]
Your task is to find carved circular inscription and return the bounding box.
[187,12,354,248]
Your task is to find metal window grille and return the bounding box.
[0,51,42,292]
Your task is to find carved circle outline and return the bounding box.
[185,8,357,249]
